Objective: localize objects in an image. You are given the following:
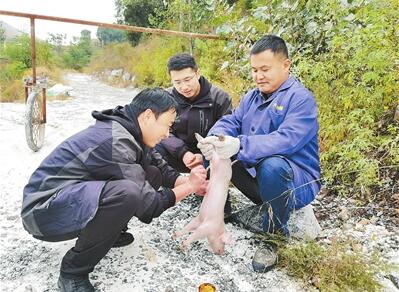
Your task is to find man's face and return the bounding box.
[250,49,291,94]
[141,108,177,148]
[170,68,201,99]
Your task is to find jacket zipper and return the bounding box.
[199,110,205,134]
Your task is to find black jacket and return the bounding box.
[159,76,232,160]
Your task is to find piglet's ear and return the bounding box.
[194,133,204,142]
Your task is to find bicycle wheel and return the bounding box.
[25,90,45,151]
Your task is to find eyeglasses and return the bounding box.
[172,74,197,87]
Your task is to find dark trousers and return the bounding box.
[231,157,296,235]
[61,166,162,276]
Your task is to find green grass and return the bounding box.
[255,233,395,292]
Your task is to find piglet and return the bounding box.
[173,134,233,254]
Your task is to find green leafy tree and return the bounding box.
[2,34,54,68]
[80,29,91,42]
[96,28,126,46]
[0,34,54,83]
[115,0,167,45]
[47,33,66,54]
[150,0,215,31]
[62,30,93,70]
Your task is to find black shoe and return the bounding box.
[58,273,94,292]
[225,204,266,233]
[112,231,134,248]
[252,242,278,273]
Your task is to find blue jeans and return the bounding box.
[232,156,309,235]
[256,156,295,235]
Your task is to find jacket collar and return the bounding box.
[92,105,144,148]
[257,75,296,103]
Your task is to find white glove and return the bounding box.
[197,136,219,161]
[212,135,240,159]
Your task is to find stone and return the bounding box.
[47,83,73,97]
[122,72,132,81]
[338,206,350,221]
[287,205,321,240]
[110,68,123,77]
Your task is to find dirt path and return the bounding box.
[0,73,306,292]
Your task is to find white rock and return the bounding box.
[288,205,321,240]
[338,206,350,221]
[47,83,73,97]
[111,68,124,77]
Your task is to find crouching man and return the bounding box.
[198,35,321,272]
[21,88,207,292]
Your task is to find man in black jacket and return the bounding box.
[156,53,232,172]
[22,88,207,292]
[155,53,233,214]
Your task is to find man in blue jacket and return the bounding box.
[198,35,321,270]
[22,88,207,291]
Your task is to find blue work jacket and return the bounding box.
[208,76,321,207]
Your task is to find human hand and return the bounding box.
[188,165,207,193]
[212,135,240,159]
[195,180,209,196]
[182,151,204,169]
[197,136,219,160]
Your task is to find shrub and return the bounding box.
[278,240,393,292]
[211,0,399,198]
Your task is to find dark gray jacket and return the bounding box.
[22,106,179,238]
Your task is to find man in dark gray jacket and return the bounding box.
[21,88,207,292]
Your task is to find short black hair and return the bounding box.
[250,35,289,58]
[167,53,198,73]
[131,88,178,118]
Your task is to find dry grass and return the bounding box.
[0,66,65,103]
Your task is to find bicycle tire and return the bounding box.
[25,90,45,151]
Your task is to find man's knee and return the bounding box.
[257,156,293,181]
[101,180,145,212]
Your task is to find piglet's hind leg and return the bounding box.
[172,217,202,239]
[182,224,210,248]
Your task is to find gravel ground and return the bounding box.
[0,73,397,292]
[0,74,303,292]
